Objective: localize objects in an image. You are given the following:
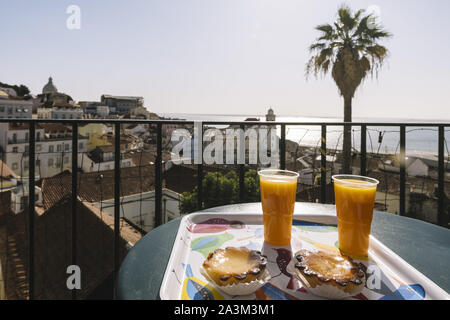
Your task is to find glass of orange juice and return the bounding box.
[258,169,299,246]
[332,175,379,257]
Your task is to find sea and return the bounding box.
[159,113,450,157]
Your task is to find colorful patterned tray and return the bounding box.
[160,212,449,300]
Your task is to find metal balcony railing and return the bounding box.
[0,118,449,299]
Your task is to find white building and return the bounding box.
[95,105,110,118]
[0,89,33,119]
[78,101,110,118]
[93,188,181,231]
[51,104,83,120]
[37,103,83,120]
[80,151,133,172]
[10,181,43,214]
[36,107,52,119]
[0,123,88,178]
[100,95,144,114]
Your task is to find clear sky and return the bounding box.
[1,0,449,120]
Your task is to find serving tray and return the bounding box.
[160,212,449,300]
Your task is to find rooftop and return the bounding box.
[38,165,156,209]
[4,196,142,299]
[0,159,18,180]
[101,94,143,100]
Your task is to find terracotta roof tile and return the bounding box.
[38,165,155,209]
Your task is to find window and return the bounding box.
[49,145,54,153]
[36,145,42,152]
[36,159,40,166]
[37,132,41,141]
[48,158,54,166]
[25,146,29,154]
[65,144,70,151]
[79,142,84,150]
[12,147,18,153]
[12,133,17,142]
[0,106,4,112]
[57,145,62,152]
[64,156,69,164]
[12,163,18,170]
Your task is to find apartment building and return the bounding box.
[0,89,33,119]
[100,95,144,114]
[0,123,88,178]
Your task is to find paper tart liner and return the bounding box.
[200,267,271,296]
[286,259,365,300]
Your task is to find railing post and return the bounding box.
[28,121,35,300]
[280,124,286,170]
[438,126,445,227]
[197,123,203,210]
[155,123,163,226]
[113,123,121,298]
[321,124,327,203]
[71,122,78,300]
[360,125,367,176]
[400,125,406,216]
[239,124,245,203]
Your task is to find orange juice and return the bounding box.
[259,170,298,246]
[333,175,379,257]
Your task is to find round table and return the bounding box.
[117,202,450,299]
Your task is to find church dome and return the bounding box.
[42,77,58,94]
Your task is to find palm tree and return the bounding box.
[306,5,392,173]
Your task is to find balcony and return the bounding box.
[0,118,449,300]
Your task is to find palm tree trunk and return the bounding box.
[342,95,352,173]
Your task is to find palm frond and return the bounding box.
[338,5,355,30]
[306,4,391,84]
[309,42,326,52]
[315,23,334,34]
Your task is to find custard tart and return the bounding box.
[202,247,268,286]
[292,249,366,298]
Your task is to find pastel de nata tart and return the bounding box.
[202,247,268,286]
[292,249,366,299]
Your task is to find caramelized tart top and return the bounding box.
[203,247,267,282]
[294,249,366,286]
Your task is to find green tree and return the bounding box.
[179,169,260,214]
[0,82,30,97]
[306,5,391,173]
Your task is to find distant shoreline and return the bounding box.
[157,112,450,124]
[158,113,449,157]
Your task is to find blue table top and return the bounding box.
[117,202,450,299]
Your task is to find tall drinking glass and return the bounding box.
[258,169,299,246]
[332,175,379,257]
